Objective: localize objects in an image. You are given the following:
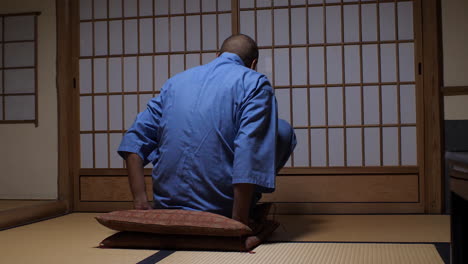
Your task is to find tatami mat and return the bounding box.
[158,243,444,264]
[0,213,450,264]
[270,215,451,243]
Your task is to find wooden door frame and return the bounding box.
[60,0,445,213]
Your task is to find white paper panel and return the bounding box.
[311,129,327,166]
[257,10,272,46]
[124,57,137,91]
[187,16,201,51]
[291,0,305,4]
[362,44,378,83]
[140,0,153,16]
[344,45,360,83]
[329,128,344,166]
[155,17,169,52]
[327,87,343,126]
[154,0,168,15]
[140,18,153,53]
[309,88,325,126]
[326,46,342,84]
[123,0,137,17]
[109,0,123,18]
[202,0,216,12]
[94,0,107,19]
[274,49,290,86]
[110,133,124,168]
[293,129,309,167]
[291,48,307,85]
[291,8,307,45]
[4,16,34,41]
[218,14,232,47]
[398,2,414,40]
[80,96,92,131]
[124,19,138,54]
[258,49,273,82]
[275,89,290,123]
[240,0,253,8]
[344,5,359,43]
[187,0,200,12]
[292,88,308,127]
[361,4,377,41]
[218,0,231,11]
[363,86,379,124]
[382,85,397,124]
[109,20,123,55]
[80,134,93,168]
[382,127,398,165]
[379,3,395,41]
[139,94,154,112]
[109,95,123,130]
[80,0,92,20]
[124,94,138,129]
[326,6,341,43]
[186,54,201,69]
[155,55,168,90]
[345,86,361,125]
[380,44,397,82]
[4,69,34,94]
[240,11,255,41]
[399,43,415,82]
[80,59,92,94]
[309,47,324,85]
[308,7,324,44]
[94,21,108,56]
[274,9,289,46]
[202,53,216,64]
[93,58,107,93]
[364,127,380,166]
[257,0,273,7]
[109,58,122,92]
[346,128,362,166]
[4,95,34,120]
[272,0,288,6]
[401,126,417,165]
[202,15,217,50]
[80,22,93,56]
[139,56,153,91]
[171,16,185,52]
[171,0,184,14]
[400,85,416,124]
[94,96,108,130]
[95,133,109,168]
[170,54,185,77]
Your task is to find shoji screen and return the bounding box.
[240,0,418,169]
[239,0,423,214]
[77,0,231,209]
[76,0,423,213]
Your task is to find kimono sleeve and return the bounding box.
[232,77,278,193]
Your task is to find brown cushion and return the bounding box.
[96,209,253,237]
[98,220,279,252]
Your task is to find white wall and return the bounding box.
[0,0,57,199]
[442,0,468,120]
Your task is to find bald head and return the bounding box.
[219,34,259,68]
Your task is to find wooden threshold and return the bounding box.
[0,200,68,230]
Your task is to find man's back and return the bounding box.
[119,52,278,217]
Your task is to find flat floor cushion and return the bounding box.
[96,209,252,237]
[96,203,278,251]
[98,220,279,252]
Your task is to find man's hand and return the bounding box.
[232,183,255,226]
[133,199,153,210]
[125,153,152,210]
